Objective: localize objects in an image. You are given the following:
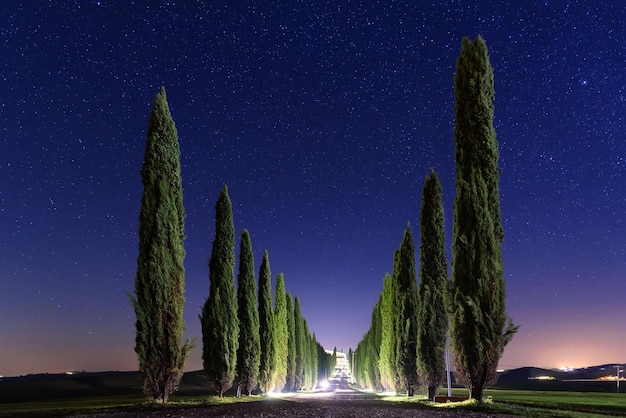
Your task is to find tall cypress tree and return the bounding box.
[285,293,297,392]
[395,225,419,396]
[417,169,448,400]
[451,35,518,402]
[200,185,239,397]
[131,87,192,403]
[293,296,305,391]
[235,229,260,396]
[258,250,275,393]
[302,320,313,389]
[379,271,397,392]
[273,273,289,392]
[310,333,319,389]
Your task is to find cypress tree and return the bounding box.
[235,230,260,396]
[379,271,397,392]
[131,87,192,403]
[368,298,383,390]
[258,250,275,393]
[273,273,289,392]
[318,343,331,382]
[200,185,239,397]
[302,320,313,389]
[417,169,449,400]
[451,35,518,402]
[395,225,419,396]
[285,293,297,392]
[310,333,319,389]
[293,297,305,391]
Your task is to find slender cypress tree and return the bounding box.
[302,319,313,389]
[273,273,289,391]
[131,87,192,403]
[310,333,319,389]
[417,169,449,400]
[379,271,397,392]
[451,35,518,402]
[235,229,260,396]
[258,250,275,393]
[395,225,419,396]
[293,297,305,391]
[367,298,383,390]
[200,185,239,397]
[285,293,297,392]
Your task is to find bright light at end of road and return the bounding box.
[319,380,329,389]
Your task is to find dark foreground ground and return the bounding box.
[70,380,515,418]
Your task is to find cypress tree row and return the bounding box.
[285,293,297,392]
[394,225,419,396]
[273,273,289,392]
[200,185,239,397]
[235,229,260,396]
[417,169,449,400]
[131,87,192,403]
[258,250,275,393]
[451,35,518,402]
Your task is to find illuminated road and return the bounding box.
[74,378,516,417]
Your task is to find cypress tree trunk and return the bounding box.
[451,35,518,402]
[258,251,275,393]
[200,185,239,397]
[417,169,448,401]
[131,87,192,403]
[273,273,289,391]
[235,230,260,396]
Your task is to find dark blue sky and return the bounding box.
[1,1,624,376]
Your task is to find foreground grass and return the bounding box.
[0,394,263,417]
[379,388,626,417]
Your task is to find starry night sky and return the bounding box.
[1,1,624,377]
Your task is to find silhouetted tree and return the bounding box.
[417,169,448,400]
[131,87,192,403]
[200,185,239,397]
[258,250,275,393]
[451,35,518,402]
[235,229,260,396]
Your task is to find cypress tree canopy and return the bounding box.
[451,35,518,402]
[236,229,260,396]
[273,273,289,392]
[417,169,448,401]
[200,185,239,397]
[258,250,275,393]
[132,87,192,403]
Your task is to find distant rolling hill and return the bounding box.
[494,365,624,392]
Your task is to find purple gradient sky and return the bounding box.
[1,1,624,377]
